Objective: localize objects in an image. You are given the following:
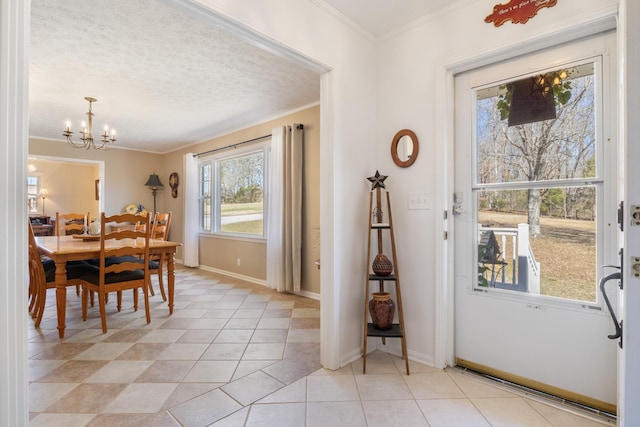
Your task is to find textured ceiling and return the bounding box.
[30,0,453,153]
[29,0,322,153]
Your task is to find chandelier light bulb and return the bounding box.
[63,97,117,150]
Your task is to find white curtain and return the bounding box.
[183,153,199,267]
[266,125,303,292]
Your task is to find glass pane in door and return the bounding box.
[476,187,597,302]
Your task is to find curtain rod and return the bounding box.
[194,124,304,158]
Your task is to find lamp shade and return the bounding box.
[39,188,49,198]
[145,173,163,189]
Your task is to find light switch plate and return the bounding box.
[408,192,431,210]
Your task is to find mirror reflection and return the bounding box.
[391,129,419,168]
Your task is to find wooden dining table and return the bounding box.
[35,234,181,338]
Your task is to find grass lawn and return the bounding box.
[478,210,596,302]
[221,202,262,216]
[222,219,263,235]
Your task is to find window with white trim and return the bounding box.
[199,144,267,237]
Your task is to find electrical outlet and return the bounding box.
[237,258,241,267]
[408,192,431,210]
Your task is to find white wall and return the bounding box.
[195,0,623,370]
[376,0,619,366]
[189,0,379,368]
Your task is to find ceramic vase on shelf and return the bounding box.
[369,292,395,330]
[372,253,393,276]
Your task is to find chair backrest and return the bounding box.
[27,222,47,292]
[151,212,172,241]
[98,212,151,284]
[56,212,90,236]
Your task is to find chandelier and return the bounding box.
[63,97,117,150]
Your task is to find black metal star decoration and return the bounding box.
[367,170,388,190]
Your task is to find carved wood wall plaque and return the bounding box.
[485,0,558,27]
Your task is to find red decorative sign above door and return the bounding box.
[485,0,558,27]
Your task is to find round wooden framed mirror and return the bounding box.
[391,129,419,168]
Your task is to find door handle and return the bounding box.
[599,267,622,348]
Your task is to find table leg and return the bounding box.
[55,261,67,338]
[167,252,175,314]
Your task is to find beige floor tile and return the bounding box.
[222,371,285,405]
[231,360,278,381]
[307,374,360,402]
[157,343,209,360]
[224,318,260,329]
[162,383,224,409]
[72,342,133,360]
[417,398,491,426]
[134,360,196,383]
[30,266,611,427]
[307,401,367,427]
[251,329,288,343]
[29,382,78,412]
[362,399,430,426]
[404,372,467,399]
[176,329,220,343]
[258,377,307,403]
[286,328,320,343]
[137,328,186,343]
[115,342,171,360]
[191,318,229,329]
[448,371,519,398]
[169,388,243,427]
[291,308,320,318]
[104,382,178,413]
[256,317,291,329]
[201,343,248,360]
[43,383,128,413]
[214,329,254,343]
[85,360,153,383]
[526,399,612,426]
[28,359,66,381]
[38,360,110,383]
[351,349,399,374]
[232,309,265,318]
[245,402,306,427]
[243,343,285,360]
[355,373,413,400]
[472,397,554,426]
[29,413,97,427]
[86,411,180,426]
[183,360,238,382]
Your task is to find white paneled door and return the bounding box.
[453,31,619,412]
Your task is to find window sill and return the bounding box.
[199,232,266,244]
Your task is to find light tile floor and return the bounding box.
[28,266,616,426]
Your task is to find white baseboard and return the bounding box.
[197,265,269,287]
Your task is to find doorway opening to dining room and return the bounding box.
[27,155,104,225]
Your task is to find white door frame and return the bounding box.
[433,12,618,371]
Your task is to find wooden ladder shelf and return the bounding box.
[363,187,410,375]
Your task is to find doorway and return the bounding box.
[452,31,619,412]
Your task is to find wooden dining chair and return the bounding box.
[28,222,97,327]
[148,212,172,301]
[55,212,89,236]
[80,212,152,333]
[55,212,91,295]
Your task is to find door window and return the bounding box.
[473,61,601,303]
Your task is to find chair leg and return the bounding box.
[147,277,155,297]
[117,291,123,312]
[34,284,47,328]
[132,288,139,312]
[158,258,167,302]
[81,286,88,321]
[98,289,108,333]
[142,285,151,325]
[76,283,80,296]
